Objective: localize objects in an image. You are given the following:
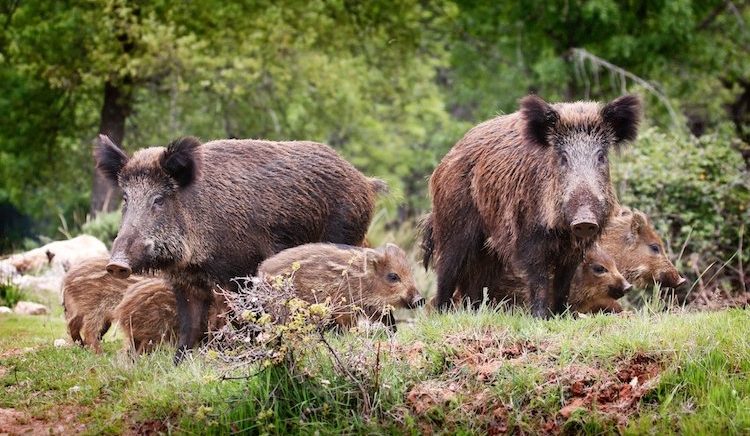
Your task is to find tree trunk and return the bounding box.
[90,78,133,217]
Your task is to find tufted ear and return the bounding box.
[94,134,129,185]
[520,95,559,147]
[160,136,201,187]
[601,95,641,144]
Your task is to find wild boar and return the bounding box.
[423,95,641,317]
[258,243,424,330]
[95,136,385,362]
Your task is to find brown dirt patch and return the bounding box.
[688,288,749,311]
[126,417,172,436]
[406,380,460,415]
[0,405,86,435]
[556,353,663,425]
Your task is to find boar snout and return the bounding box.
[405,292,425,309]
[659,271,687,289]
[106,260,132,279]
[571,218,599,239]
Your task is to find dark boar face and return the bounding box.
[94,135,201,278]
[581,245,632,299]
[521,95,641,240]
[614,208,687,290]
[370,243,424,309]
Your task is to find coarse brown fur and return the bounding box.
[258,243,424,330]
[424,95,641,317]
[95,136,386,362]
[114,279,229,355]
[61,256,142,353]
[115,278,179,354]
[600,207,686,290]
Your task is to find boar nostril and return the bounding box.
[571,220,599,239]
[106,261,132,279]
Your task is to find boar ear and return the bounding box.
[520,95,559,147]
[630,210,647,236]
[94,134,129,184]
[601,95,641,144]
[382,243,404,259]
[160,136,201,187]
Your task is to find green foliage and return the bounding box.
[0,281,25,308]
[79,210,121,248]
[612,127,750,265]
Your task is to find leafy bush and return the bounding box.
[79,211,121,248]
[612,127,750,270]
[0,281,25,308]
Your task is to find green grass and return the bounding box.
[1,308,750,434]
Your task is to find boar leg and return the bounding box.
[520,235,552,318]
[98,319,112,340]
[551,260,580,315]
[68,315,84,345]
[174,287,210,364]
[434,231,484,311]
[81,317,103,354]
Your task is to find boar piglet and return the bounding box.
[601,207,687,290]
[258,243,424,331]
[568,244,632,313]
[62,256,142,353]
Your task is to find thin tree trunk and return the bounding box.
[90,78,133,217]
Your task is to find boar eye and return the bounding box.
[592,264,607,274]
[560,154,569,166]
[649,243,660,254]
[597,150,607,164]
[386,272,401,283]
[152,195,164,207]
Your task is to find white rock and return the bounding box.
[0,306,12,314]
[54,338,68,347]
[5,235,108,274]
[13,301,49,316]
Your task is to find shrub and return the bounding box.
[0,281,25,307]
[79,211,121,248]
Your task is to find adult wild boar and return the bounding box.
[95,136,385,362]
[424,95,641,317]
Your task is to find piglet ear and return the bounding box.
[601,95,641,144]
[630,210,647,236]
[520,95,559,147]
[382,243,405,258]
[94,134,129,185]
[160,136,201,187]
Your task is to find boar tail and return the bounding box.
[419,213,435,271]
[369,178,389,195]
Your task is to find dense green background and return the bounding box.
[1,1,748,286]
